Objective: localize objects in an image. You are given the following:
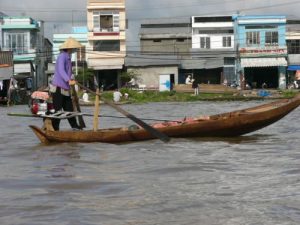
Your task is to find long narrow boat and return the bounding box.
[30,94,300,144]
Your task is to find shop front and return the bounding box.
[239,47,288,89]
[241,57,287,89]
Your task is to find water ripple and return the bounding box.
[0,103,300,225]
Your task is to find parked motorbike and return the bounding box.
[29,91,54,115]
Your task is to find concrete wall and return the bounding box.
[141,39,191,54]
[128,66,178,89]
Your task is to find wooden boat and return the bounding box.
[30,94,300,144]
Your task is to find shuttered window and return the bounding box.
[222,36,231,47]
[246,31,260,46]
[265,31,278,46]
[4,32,29,54]
[93,11,120,32]
[200,37,210,49]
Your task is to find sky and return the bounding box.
[1,0,300,51]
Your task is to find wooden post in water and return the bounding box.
[93,88,100,131]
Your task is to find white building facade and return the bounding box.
[86,0,126,89]
[191,16,236,85]
[192,16,234,50]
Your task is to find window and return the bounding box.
[196,29,233,34]
[100,15,113,31]
[30,31,37,49]
[200,37,210,49]
[93,11,120,32]
[287,40,300,54]
[93,40,120,51]
[194,16,232,23]
[246,31,260,46]
[223,36,231,47]
[265,31,278,46]
[4,32,29,54]
[245,25,277,29]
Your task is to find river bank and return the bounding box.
[2,89,297,108]
[91,88,299,105]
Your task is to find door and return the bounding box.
[159,75,171,92]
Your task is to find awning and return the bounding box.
[241,57,287,68]
[125,55,179,67]
[181,58,224,69]
[14,63,32,73]
[287,65,300,71]
[0,65,13,81]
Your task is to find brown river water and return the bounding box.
[0,100,300,225]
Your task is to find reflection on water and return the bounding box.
[0,101,300,225]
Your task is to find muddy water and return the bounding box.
[0,101,300,225]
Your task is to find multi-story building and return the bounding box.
[87,0,126,89]
[191,15,236,85]
[126,16,236,89]
[233,15,288,89]
[286,19,300,84]
[126,18,190,89]
[140,18,191,54]
[0,16,52,89]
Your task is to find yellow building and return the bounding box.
[87,0,126,89]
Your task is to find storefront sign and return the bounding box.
[240,47,287,57]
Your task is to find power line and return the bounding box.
[7,45,293,62]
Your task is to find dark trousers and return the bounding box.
[51,87,79,131]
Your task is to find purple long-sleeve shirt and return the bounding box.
[52,51,72,90]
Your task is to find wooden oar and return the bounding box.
[70,84,86,128]
[76,83,170,143]
[7,112,180,122]
[93,88,100,131]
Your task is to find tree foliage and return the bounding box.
[120,70,139,85]
[75,67,95,85]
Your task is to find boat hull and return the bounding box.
[30,95,300,143]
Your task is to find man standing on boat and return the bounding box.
[50,37,83,130]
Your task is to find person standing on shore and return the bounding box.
[192,79,199,95]
[50,37,83,130]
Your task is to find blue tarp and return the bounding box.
[287,65,300,71]
[258,90,271,97]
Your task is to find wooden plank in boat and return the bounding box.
[41,112,82,119]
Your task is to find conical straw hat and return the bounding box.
[59,37,83,49]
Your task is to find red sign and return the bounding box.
[240,47,287,57]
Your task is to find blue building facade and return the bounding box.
[0,16,52,90]
[233,15,288,89]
